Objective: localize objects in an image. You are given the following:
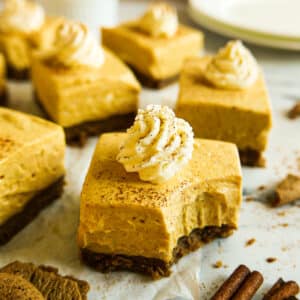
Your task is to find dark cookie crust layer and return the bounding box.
[35,94,136,147]
[128,64,178,89]
[7,65,30,81]
[0,88,7,106]
[0,261,90,300]
[64,113,136,147]
[80,225,234,279]
[239,148,266,167]
[0,177,64,246]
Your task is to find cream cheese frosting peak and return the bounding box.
[0,0,45,34]
[205,40,258,90]
[42,21,105,68]
[117,105,194,183]
[138,3,178,38]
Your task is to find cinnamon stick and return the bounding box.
[263,278,285,300]
[267,281,299,300]
[231,271,264,300]
[210,265,251,300]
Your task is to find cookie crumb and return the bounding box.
[287,101,300,119]
[273,174,300,206]
[258,185,266,191]
[276,211,286,217]
[212,261,223,268]
[245,238,256,247]
[245,196,254,202]
[266,257,277,263]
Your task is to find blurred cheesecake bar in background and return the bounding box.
[0,108,65,245]
[102,3,204,89]
[176,41,272,167]
[0,0,46,80]
[0,54,7,106]
[32,20,141,146]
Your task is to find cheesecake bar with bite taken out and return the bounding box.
[78,105,242,278]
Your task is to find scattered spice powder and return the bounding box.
[245,238,256,247]
[266,257,277,263]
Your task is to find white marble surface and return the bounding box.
[0,1,300,300]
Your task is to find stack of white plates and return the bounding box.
[188,0,300,50]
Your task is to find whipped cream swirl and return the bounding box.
[117,105,194,183]
[0,0,45,34]
[205,40,258,90]
[138,3,178,38]
[43,21,105,68]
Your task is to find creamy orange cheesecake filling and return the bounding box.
[176,41,272,157]
[32,20,140,128]
[78,106,242,264]
[0,108,65,225]
[0,0,45,74]
[102,3,204,82]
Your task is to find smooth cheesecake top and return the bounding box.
[81,132,242,208]
[33,48,141,91]
[0,107,64,161]
[178,56,272,114]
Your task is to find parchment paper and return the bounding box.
[0,80,299,300]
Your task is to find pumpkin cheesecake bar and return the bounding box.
[0,0,46,80]
[32,20,141,146]
[175,41,272,166]
[0,108,65,245]
[0,54,7,106]
[102,3,204,89]
[78,105,242,278]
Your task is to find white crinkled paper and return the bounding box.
[0,80,299,300]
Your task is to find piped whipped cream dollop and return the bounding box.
[117,105,194,184]
[138,3,178,38]
[43,21,105,68]
[205,40,259,90]
[0,0,45,34]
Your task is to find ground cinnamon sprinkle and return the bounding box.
[266,257,277,263]
[245,238,256,247]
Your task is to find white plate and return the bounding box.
[188,0,300,50]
